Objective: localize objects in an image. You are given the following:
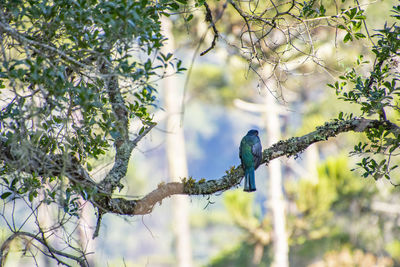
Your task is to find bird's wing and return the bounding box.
[251,136,262,168]
[239,139,243,160]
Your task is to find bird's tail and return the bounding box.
[243,167,256,192]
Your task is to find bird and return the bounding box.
[239,129,262,192]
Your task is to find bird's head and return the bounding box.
[247,129,259,136]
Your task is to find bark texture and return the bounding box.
[1,118,399,217]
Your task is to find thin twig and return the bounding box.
[200,1,219,56]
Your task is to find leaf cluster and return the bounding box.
[0,0,185,208]
[328,5,400,183]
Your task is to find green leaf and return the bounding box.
[169,2,179,10]
[139,126,145,135]
[1,192,12,199]
[11,178,18,189]
[319,5,326,16]
[1,177,9,185]
[87,162,92,171]
[144,59,152,71]
[354,33,366,39]
[343,33,352,43]
[66,188,71,201]
[29,191,35,202]
[355,15,366,20]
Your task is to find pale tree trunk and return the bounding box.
[37,190,53,267]
[161,17,193,267]
[77,198,96,267]
[233,84,289,265]
[286,144,319,184]
[305,144,319,184]
[264,79,289,267]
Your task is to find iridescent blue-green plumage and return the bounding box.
[239,129,262,192]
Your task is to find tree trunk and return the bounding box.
[37,190,53,267]
[161,17,193,267]
[77,198,96,267]
[305,144,319,184]
[264,82,289,267]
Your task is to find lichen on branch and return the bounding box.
[102,117,400,216]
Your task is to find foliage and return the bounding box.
[223,190,261,229]
[290,156,375,242]
[308,247,393,267]
[188,59,257,105]
[207,242,272,267]
[291,155,398,262]
[0,0,186,265]
[218,155,398,266]
[0,0,184,210]
[330,5,400,183]
[385,241,400,262]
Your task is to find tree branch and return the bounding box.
[1,118,399,217]
[97,122,156,193]
[82,117,400,216]
[0,231,88,267]
[200,1,219,56]
[0,20,93,71]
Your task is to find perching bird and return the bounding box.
[239,129,262,192]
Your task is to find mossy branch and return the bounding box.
[1,118,399,217]
[97,117,400,216]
